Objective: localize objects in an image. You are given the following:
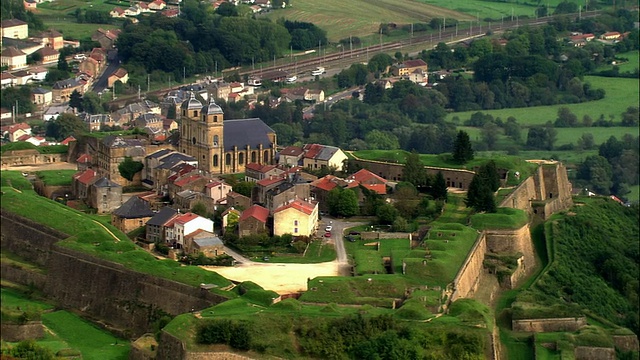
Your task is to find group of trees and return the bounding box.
[576,134,639,197]
[465,161,500,213]
[69,90,105,114]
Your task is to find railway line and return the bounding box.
[107,10,604,107]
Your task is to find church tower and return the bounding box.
[180,94,225,174]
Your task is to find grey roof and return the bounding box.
[181,92,202,110]
[92,177,120,188]
[102,135,144,148]
[52,78,81,89]
[176,189,199,200]
[146,148,172,160]
[146,206,178,226]
[156,153,196,169]
[202,97,223,115]
[1,19,28,28]
[0,38,37,51]
[112,196,154,219]
[266,181,293,196]
[32,87,51,94]
[223,118,274,152]
[194,236,223,247]
[316,146,340,161]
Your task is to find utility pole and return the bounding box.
[147,74,150,93]
[138,85,140,99]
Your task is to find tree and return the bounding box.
[57,54,69,72]
[577,133,595,150]
[118,156,144,181]
[465,174,497,212]
[69,90,83,111]
[554,107,579,127]
[376,203,398,224]
[577,155,613,195]
[432,171,448,201]
[233,181,254,198]
[402,151,426,187]
[192,202,210,218]
[504,117,521,142]
[327,188,359,217]
[364,130,400,150]
[45,113,86,140]
[481,121,499,150]
[478,160,501,192]
[621,106,638,127]
[452,130,474,164]
[82,92,102,114]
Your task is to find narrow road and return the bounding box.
[319,216,365,276]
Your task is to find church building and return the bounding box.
[179,93,277,175]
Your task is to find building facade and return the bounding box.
[179,94,277,175]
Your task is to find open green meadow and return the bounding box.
[35,0,122,40]
[1,288,130,359]
[263,0,473,42]
[35,170,77,186]
[0,170,231,290]
[598,50,640,74]
[470,207,528,230]
[627,185,639,203]
[417,0,545,20]
[253,240,336,263]
[447,76,639,127]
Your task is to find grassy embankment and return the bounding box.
[35,170,77,186]
[0,170,232,291]
[1,287,131,359]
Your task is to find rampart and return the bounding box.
[0,210,228,338]
[512,317,587,332]
[0,322,44,342]
[485,224,535,282]
[0,150,67,168]
[350,158,475,189]
[574,346,616,360]
[361,231,412,240]
[450,232,486,302]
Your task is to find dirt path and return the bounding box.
[2,162,78,172]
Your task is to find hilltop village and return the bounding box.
[1,1,639,359]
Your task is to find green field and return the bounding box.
[42,310,130,359]
[418,0,546,20]
[598,50,640,74]
[36,170,77,186]
[628,185,640,203]
[447,76,640,127]
[263,0,474,42]
[253,240,336,263]
[35,0,122,40]
[470,207,528,230]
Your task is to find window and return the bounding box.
[264,150,269,162]
[214,116,218,123]
[194,111,198,117]
[225,153,231,166]
[294,220,298,226]
[213,155,218,167]
[213,135,219,147]
[251,151,257,163]
[294,227,298,233]
[238,153,244,164]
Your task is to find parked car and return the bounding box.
[324,231,331,238]
[73,54,86,61]
[325,225,332,232]
[348,231,360,235]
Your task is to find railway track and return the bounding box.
[107,10,604,107]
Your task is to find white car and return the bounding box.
[325,225,332,232]
[73,54,86,61]
[286,75,297,83]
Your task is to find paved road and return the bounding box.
[92,50,120,93]
[318,216,365,276]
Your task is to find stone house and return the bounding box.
[1,47,27,70]
[88,177,122,213]
[226,191,251,210]
[165,212,214,249]
[33,30,64,50]
[244,163,285,182]
[221,207,241,233]
[302,144,348,172]
[204,180,233,204]
[186,230,225,257]
[72,168,97,200]
[238,204,269,237]
[278,146,304,167]
[273,199,318,237]
[111,196,155,234]
[146,206,178,243]
[392,59,428,77]
[31,87,52,106]
[52,78,85,102]
[91,28,121,49]
[108,67,128,88]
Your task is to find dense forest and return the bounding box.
[518,199,639,334]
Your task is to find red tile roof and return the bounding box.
[348,169,387,184]
[76,153,91,163]
[16,134,31,141]
[280,146,304,156]
[403,59,427,68]
[175,212,199,224]
[310,175,338,192]
[257,176,285,187]
[302,143,324,159]
[7,122,31,133]
[239,205,269,223]
[61,136,76,145]
[275,199,317,215]
[173,174,204,187]
[362,183,387,195]
[74,169,97,185]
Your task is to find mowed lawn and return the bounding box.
[447,76,639,127]
[42,311,130,359]
[36,0,123,40]
[263,0,473,41]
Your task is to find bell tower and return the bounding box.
[201,97,225,174]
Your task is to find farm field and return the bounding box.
[35,0,122,40]
[262,0,473,42]
[599,50,639,74]
[446,76,640,126]
[417,0,545,20]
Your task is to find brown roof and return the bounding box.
[38,47,59,57]
[1,47,26,57]
[280,146,304,156]
[1,19,27,28]
[403,59,427,68]
[74,169,98,185]
[35,29,63,38]
[112,67,127,78]
[1,72,16,80]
